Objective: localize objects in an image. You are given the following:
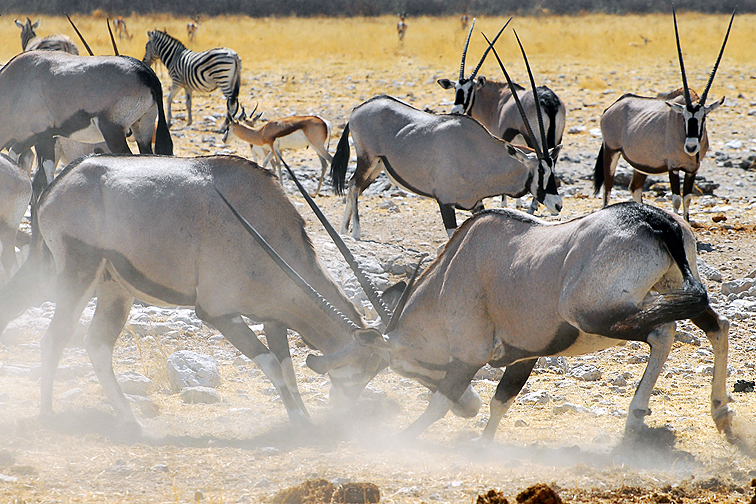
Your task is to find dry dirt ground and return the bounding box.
[4,23,756,504]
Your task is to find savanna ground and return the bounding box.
[2,12,756,504]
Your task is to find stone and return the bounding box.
[117,371,152,396]
[180,386,221,404]
[166,350,221,391]
[568,364,601,381]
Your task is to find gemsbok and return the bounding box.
[143,29,242,127]
[438,19,566,213]
[222,107,333,195]
[0,50,173,201]
[0,154,402,435]
[246,167,734,445]
[0,154,31,283]
[593,8,735,221]
[15,17,79,54]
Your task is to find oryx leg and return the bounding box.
[401,359,480,439]
[438,202,457,238]
[264,321,311,421]
[475,358,537,444]
[629,171,647,203]
[691,307,733,437]
[668,169,682,215]
[682,171,696,222]
[31,138,55,205]
[131,106,159,155]
[342,155,382,240]
[185,88,193,126]
[199,312,310,425]
[85,275,140,433]
[0,222,18,283]
[602,146,621,207]
[98,120,132,155]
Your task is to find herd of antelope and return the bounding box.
[0,10,743,450]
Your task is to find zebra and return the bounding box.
[143,30,241,127]
[15,18,79,54]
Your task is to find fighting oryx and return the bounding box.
[222,107,333,195]
[15,18,79,54]
[0,50,173,201]
[0,154,31,283]
[437,18,566,213]
[251,166,734,444]
[594,8,735,221]
[0,154,406,435]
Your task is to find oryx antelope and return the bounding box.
[222,107,333,195]
[594,8,735,221]
[15,18,79,54]
[263,171,733,443]
[0,50,173,201]
[438,19,566,213]
[0,154,31,283]
[0,154,394,434]
[143,29,242,127]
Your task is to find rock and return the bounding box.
[697,258,722,282]
[553,402,591,415]
[180,386,221,404]
[722,278,756,295]
[117,371,152,396]
[57,388,84,400]
[166,350,221,391]
[568,364,601,381]
[535,356,568,374]
[568,125,586,134]
[674,331,700,345]
[518,390,551,405]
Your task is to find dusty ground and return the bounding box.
[3,15,756,504]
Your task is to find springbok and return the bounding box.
[0,154,31,283]
[112,17,132,40]
[15,18,79,54]
[397,15,407,41]
[0,154,404,435]
[437,19,566,213]
[0,50,173,201]
[594,8,735,221]
[187,16,200,42]
[222,107,333,195]
[248,166,734,445]
[460,14,470,31]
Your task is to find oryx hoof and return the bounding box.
[116,420,145,442]
[713,403,734,435]
[287,408,313,429]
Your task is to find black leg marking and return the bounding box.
[493,358,537,405]
[438,358,480,403]
[438,202,457,234]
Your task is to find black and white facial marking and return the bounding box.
[667,100,722,157]
[525,145,562,213]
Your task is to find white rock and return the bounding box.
[553,402,591,415]
[180,386,221,404]
[166,351,221,391]
[569,363,602,381]
[518,390,551,404]
[117,371,153,396]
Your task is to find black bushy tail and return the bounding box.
[153,89,173,155]
[593,143,605,196]
[330,123,351,196]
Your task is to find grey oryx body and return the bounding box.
[223,109,333,195]
[331,95,561,239]
[15,18,79,54]
[594,9,734,221]
[0,155,386,434]
[438,18,566,213]
[0,154,31,283]
[0,50,172,201]
[143,30,241,127]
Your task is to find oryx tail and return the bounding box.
[331,123,351,195]
[592,143,605,196]
[143,69,173,155]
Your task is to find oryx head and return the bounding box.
[484,30,563,214]
[437,18,511,115]
[668,6,734,157]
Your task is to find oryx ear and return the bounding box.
[705,97,725,113]
[381,281,407,312]
[550,144,562,162]
[476,76,487,87]
[506,143,536,164]
[666,101,686,113]
[354,328,390,349]
[437,78,454,89]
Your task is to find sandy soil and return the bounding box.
[3,37,756,504]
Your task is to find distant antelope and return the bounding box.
[460,13,470,31]
[187,16,200,42]
[0,154,31,283]
[222,107,333,195]
[143,29,242,127]
[594,8,735,221]
[397,15,407,42]
[112,17,132,40]
[15,17,79,54]
[0,154,398,434]
[438,19,566,213]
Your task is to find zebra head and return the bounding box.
[670,6,735,157]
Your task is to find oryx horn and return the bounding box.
[482,32,543,161]
[468,17,512,81]
[699,9,736,106]
[672,6,692,108]
[385,253,428,333]
[514,30,550,159]
[215,187,361,333]
[280,159,395,324]
[107,18,120,55]
[66,15,94,56]
[459,18,476,80]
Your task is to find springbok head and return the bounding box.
[668,6,735,157]
[484,30,562,214]
[437,18,512,115]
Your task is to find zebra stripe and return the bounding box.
[15,18,79,55]
[143,30,241,126]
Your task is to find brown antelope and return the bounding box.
[0,154,31,283]
[0,154,405,435]
[594,8,735,221]
[397,15,407,42]
[15,18,79,54]
[187,16,200,42]
[222,107,333,195]
[460,14,470,31]
[244,165,734,445]
[112,17,132,40]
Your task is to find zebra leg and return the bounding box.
[166,83,181,127]
[185,89,193,126]
[669,170,682,214]
[629,171,647,204]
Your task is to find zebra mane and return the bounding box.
[153,29,187,50]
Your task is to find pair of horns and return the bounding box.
[66,15,120,56]
[458,17,512,82]
[673,5,735,108]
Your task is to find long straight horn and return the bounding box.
[215,187,362,333]
[513,30,549,157]
[385,254,428,333]
[107,18,119,55]
[700,9,736,106]
[280,159,394,325]
[66,15,94,56]
[483,32,543,160]
[469,17,512,81]
[672,6,693,108]
[459,18,476,80]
